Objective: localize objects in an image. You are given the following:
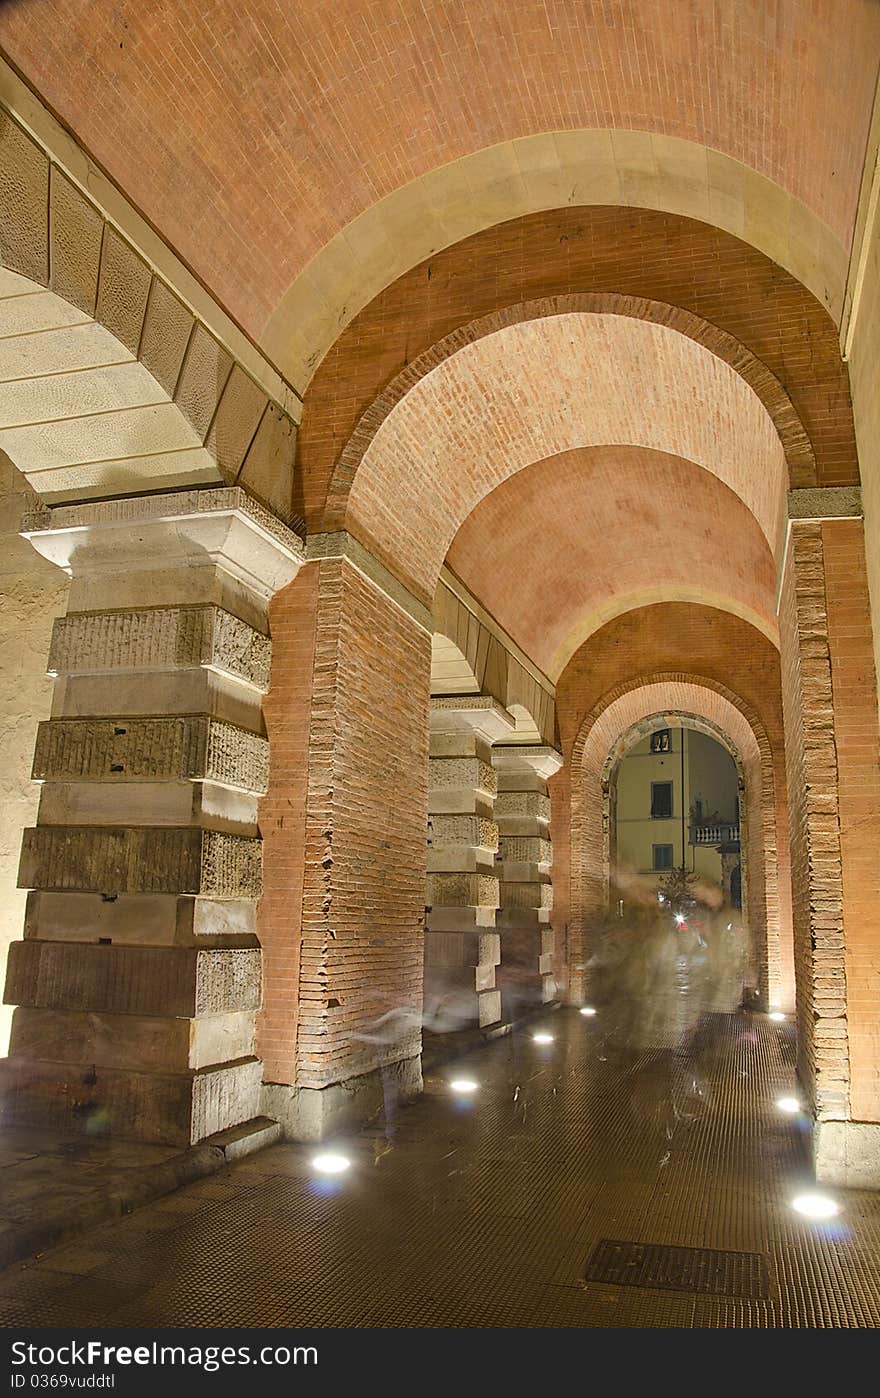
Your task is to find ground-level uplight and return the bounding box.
[791,1193,840,1220]
[777,1096,801,1114]
[311,1152,351,1175]
[449,1078,478,1094]
[769,1011,786,1022]
[532,1033,554,1044]
[579,1006,597,1017]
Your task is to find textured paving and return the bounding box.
[1,1008,879,1328]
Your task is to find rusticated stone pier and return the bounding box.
[424,697,515,1032]
[0,488,302,1146]
[492,744,562,1018]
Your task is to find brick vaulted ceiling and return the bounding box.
[1,1,878,369]
[299,207,858,527]
[444,446,779,681]
[342,310,788,603]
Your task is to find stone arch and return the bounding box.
[336,309,791,603]
[567,676,793,1014]
[431,575,556,744]
[430,633,479,697]
[265,134,851,387]
[0,109,297,519]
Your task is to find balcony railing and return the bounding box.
[689,823,739,846]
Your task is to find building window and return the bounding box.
[650,728,671,753]
[653,843,674,871]
[651,781,673,819]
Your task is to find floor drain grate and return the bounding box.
[585,1238,771,1299]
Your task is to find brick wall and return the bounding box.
[257,564,319,1085]
[260,558,431,1093]
[823,520,880,1121]
[779,527,851,1118]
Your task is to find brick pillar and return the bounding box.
[781,493,880,1186]
[0,488,302,1147]
[493,745,563,1018]
[425,697,516,1032]
[260,553,432,1140]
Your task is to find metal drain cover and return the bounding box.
[586,1238,771,1299]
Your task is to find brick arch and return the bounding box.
[300,206,857,527]
[339,311,789,603]
[331,293,815,529]
[567,676,794,1013]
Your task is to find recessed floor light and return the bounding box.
[532,1033,554,1044]
[777,1097,801,1114]
[312,1153,351,1175]
[791,1193,839,1219]
[579,1006,597,1017]
[769,1011,786,1022]
[449,1079,478,1094]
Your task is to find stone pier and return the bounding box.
[0,488,302,1146]
[425,698,515,1032]
[493,745,563,1016]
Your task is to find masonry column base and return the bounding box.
[0,1054,262,1147]
[262,1055,423,1142]
[814,1119,880,1189]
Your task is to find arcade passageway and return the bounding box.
[1,1006,879,1328]
[1,2,880,1332]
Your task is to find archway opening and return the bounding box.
[602,716,752,1053]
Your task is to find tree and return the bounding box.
[660,863,699,918]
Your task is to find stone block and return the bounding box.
[814,1119,880,1188]
[502,880,554,911]
[36,779,260,833]
[424,931,481,967]
[426,872,499,908]
[5,941,261,1017]
[428,755,496,798]
[475,961,496,992]
[19,825,262,897]
[262,1054,423,1142]
[492,744,562,781]
[24,891,257,944]
[497,905,551,928]
[425,905,497,931]
[499,861,552,883]
[55,669,265,733]
[32,716,269,792]
[9,1005,256,1071]
[426,846,497,873]
[48,606,271,691]
[478,989,502,1027]
[494,790,550,821]
[499,835,552,865]
[429,697,515,743]
[428,813,498,848]
[0,1054,262,1146]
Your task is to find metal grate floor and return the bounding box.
[585,1238,771,1298]
[1,1008,879,1328]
